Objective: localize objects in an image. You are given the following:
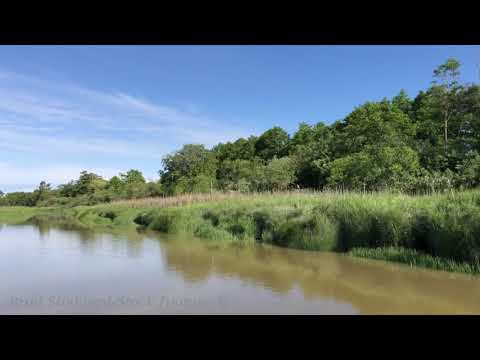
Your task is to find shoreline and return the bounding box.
[1,190,480,275]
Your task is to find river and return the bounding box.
[1,221,480,314]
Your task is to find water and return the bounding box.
[1,221,480,314]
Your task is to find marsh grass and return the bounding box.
[0,206,42,224]
[350,247,480,275]
[4,189,480,274]
[122,189,480,273]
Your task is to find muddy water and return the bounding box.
[1,222,480,314]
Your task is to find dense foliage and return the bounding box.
[1,58,479,207]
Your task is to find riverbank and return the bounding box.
[1,190,480,274]
[0,206,40,224]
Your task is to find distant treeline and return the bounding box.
[1,58,479,207]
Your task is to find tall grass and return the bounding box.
[350,247,480,275]
[5,189,480,274]
[0,206,38,224]
[123,189,480,273]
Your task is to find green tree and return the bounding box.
[120,169,146,184]
[58,181,78,198]
[34,181,52,203]
[334,100,416,157]
[213,136,257,162]
[254,126,289,161]
[392,89,413,118]
[107,176,124,193]
[160,144,217,194]
[118,170,147,199]
[76,171,106,195]
[432,58,462,155]
[0,192,37,206]
[328,145,420,191]
[457,153,480,188]
[217,159,255,191]
[453,84,480,158]
[264,156,297,191]
[289,122,333,188]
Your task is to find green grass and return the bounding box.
[350,247,480,275]
[0,206,40,224]
[2,190,480,274]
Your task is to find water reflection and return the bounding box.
[157,235,480,314]
[1,221,480,314]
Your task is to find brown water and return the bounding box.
[1,221,480,314]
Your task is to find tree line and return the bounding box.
[1,58,479,207]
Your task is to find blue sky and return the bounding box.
[1,45,479,192]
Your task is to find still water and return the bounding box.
[1,221,480,314]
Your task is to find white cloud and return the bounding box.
[0,69,249,146]
[0,129,165,158]
[0,69,252,192]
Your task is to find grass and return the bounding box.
[350,247,480,275]
[2,189,480,274]
[0,206,40,224]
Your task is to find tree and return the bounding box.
[118,170,147,199]
[457,153,480,188]
[120,169,146,184]
[327,145,420,191]
[432,58,461,155]
[34,181,52,203]
[213,136,257,162]
[0,192,37,206]
[453,84,480,157]
[76,171,106,195]
[57,171,106,198]
[254,126,289,161]
[334,100,416,157]
[412,88,449,171]
[107,176,124,193]
[216,159,255,191]
[289,122,333,188]
[264,157,297,191]
[0,190,4,197]
[392,89,413,118]
[160,144,217,194]
[58,181,78,198]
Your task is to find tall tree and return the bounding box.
[432,58,461,155]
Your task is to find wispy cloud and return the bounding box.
[0,69,250,191]
[0,70,248,145]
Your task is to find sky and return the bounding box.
[1,45,479,193]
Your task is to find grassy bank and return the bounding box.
[350,247,480,275]
[2,190,480,274]
[105,190,480,274]
[0,206,40,224]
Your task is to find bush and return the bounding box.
[99,210,117,221]
[252,208,337,251]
